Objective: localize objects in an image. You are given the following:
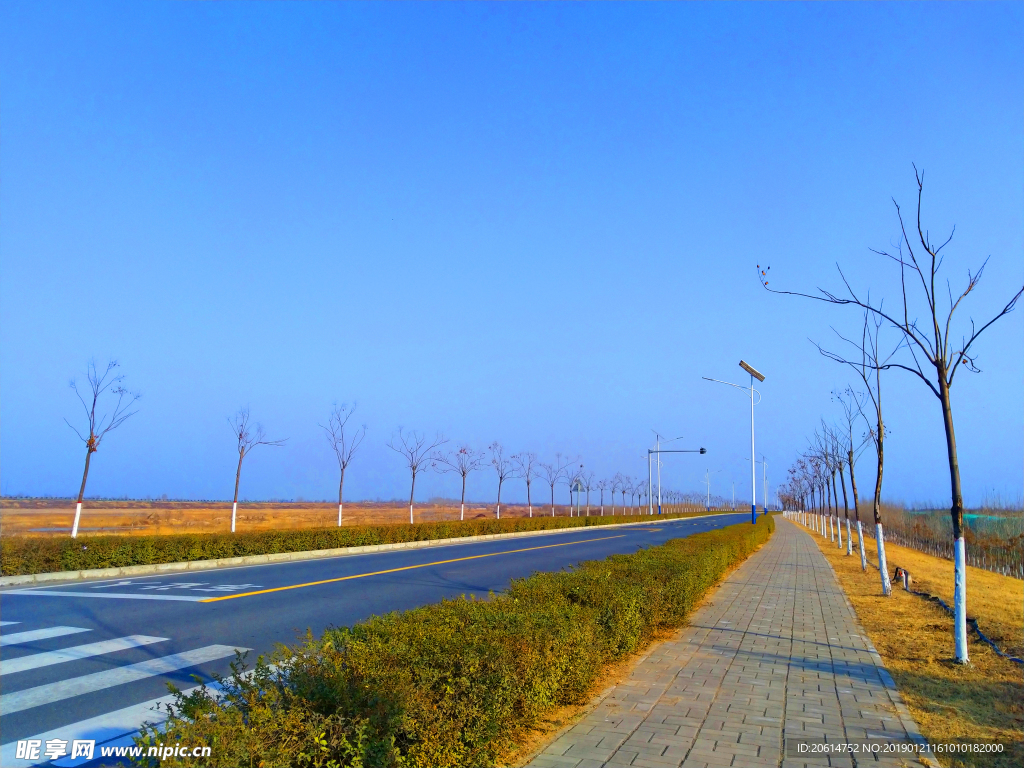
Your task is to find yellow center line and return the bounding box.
[199,534,627,602]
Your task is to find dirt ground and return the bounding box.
[0,498,705,537]
[810,528,1023,768]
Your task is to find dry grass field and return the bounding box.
[811,531,1023,768]
[0,498,690,537]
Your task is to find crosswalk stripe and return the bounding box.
[0,644,246,715]
[0,683,198,768]
[0,626,90,646]
[1,635,168,675]
[0,671,254,768]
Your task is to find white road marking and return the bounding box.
[4,589,207,602]
[1,635,168,675]
[0,682,205,768]
[1,644,246,714]
[0,621,21,626]
[0,626,90,646]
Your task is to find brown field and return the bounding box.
[811,531,1023,768]
[0,498,709,537]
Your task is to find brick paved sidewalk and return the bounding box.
[525,518,925,768]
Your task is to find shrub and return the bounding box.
[1,512,711,576]
[134,516,774,768]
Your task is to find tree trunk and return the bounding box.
[938,373,968,662]
[232,451,244,534]
[848,447,866,569]
[338,466,345,526]
[496,477,502,519]
[586,489,590,516]
[838,465,851,555]
[526,479,532,518]
[873,390,891,595]
[460,474,466,521]
[72,445,93,538]
[409,470,416,525]
[550,485,555,516]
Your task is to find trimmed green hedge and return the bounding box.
[134,515,774,768]
[1,512,714,576]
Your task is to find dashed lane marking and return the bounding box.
[200,534,627,603]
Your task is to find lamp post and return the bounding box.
[703,360,766,524]
[744,455,769,516]
[650,432,684,515]
[703,468,722,511]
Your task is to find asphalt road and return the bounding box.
[0,512,749,766]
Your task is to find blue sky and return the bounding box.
[2,2,1021,508]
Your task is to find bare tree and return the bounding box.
[388,428,447,524]
[228,408,286,533]
[512,452,539,517]
[540,454,571,517]
[834,387,872,569]
[320,403,367,526]
[434,445,485,521]
[762,167,1023,662]
[610,473,624,515]
[489,442,517,519]
[620,476,632,514]
[65,360,141,538]
[581,471,595,516]
[596,478,608,516]
[563,461,584,516]
[808,311,897,595]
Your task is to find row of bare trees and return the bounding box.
[63,375,673,535]
[763,166,1022,664]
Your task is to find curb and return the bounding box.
[0,513,738,587]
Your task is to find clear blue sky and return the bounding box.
[2,2,1021,508]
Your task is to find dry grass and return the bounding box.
[809,527,1023,768]
[0,498,712,537]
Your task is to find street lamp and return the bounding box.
[703,360,765,524]
[703,468,722,512]
[650,432,684,515]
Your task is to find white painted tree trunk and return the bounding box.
[845,519,852,555]
[857,521,867,570]
[528,504,532,518]
[460,503,465,521]
[409,504,414,525]
[231,503,237,533]
[72,503,83,538]
[829,514,835,542]
[338,504,343,526]
[954,537,969,662]
[876,523,892,595]
[496,504,501,520]
[836,518,843,549]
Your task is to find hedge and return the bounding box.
[133,515,774,768]
[1,511,714,576]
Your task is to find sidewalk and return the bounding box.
[526,518,925,768]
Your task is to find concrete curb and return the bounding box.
[0,513,737,587]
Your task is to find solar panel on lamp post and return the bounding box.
[703,360,765,524]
